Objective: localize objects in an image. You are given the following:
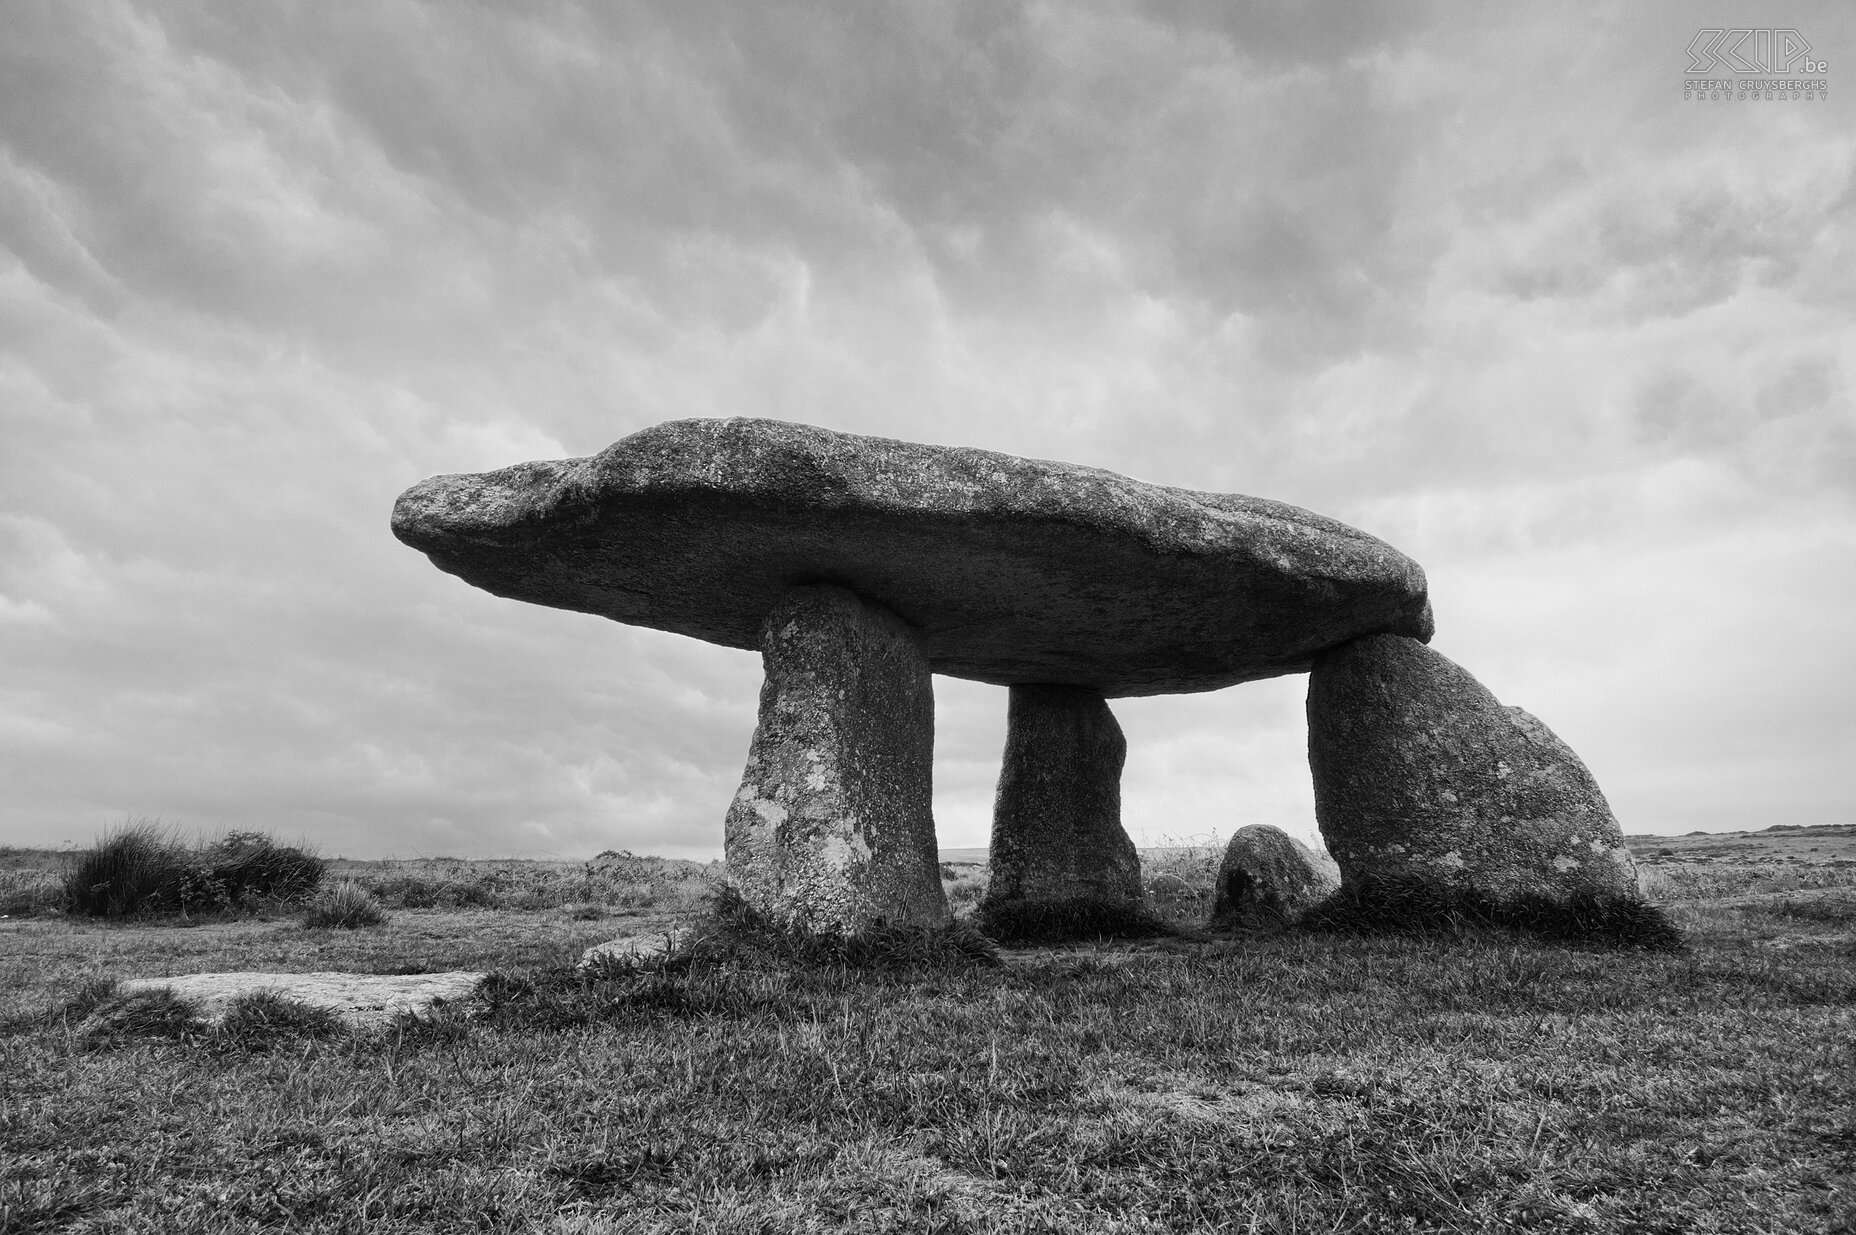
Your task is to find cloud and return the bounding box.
[1,1,1853,858]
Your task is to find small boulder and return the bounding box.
[579,930,683,970]
[1208,825,1340,928]
[1307,634,1640,909]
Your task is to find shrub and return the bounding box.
[60,823,326,917]
[205,831,324,904]
[304,881,388,929]
[61,823,193,917]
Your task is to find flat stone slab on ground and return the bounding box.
[117,971,488,1030]
[393,417,1433,696]
[579,931,685,969]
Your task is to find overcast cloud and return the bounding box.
[2,1,1851,859]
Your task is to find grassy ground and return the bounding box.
[1,833,1853,1233]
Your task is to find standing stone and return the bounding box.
[982,685,1143,912]
[1208,825,1340,929]
[725,584,950,933]
[1307,634,1639,906]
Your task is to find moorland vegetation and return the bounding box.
[1,826,1853,1232]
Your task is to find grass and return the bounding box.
[59,823,191,917]
[661,885,1001,972]
[0,868,62,919]
[1,837,1853,1231]
[941,861,988,914]
[54,823,325,919]
[975,895,1177,945]
[303,881,388,929]
[335,850,720,913]
[1299,879,1684,950]
[212,990,347,1048]
[45,982,347,1054]
[1141,836,1225,927]
[1639,860,1856,901]
[69,985,206,1046]
[205,831,325,904]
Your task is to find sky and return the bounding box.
[1,1,1851,861]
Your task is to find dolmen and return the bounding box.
[393,417,1651,940]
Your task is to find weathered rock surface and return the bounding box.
[115,971,487,1030]
[393,417,1432,696]
[725,585,950,932]
[1208,825,1340,928]
[982,685,1143,910]
[1307,634,1639,903]
[579,930,684,970]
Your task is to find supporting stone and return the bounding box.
[981,684,1144,917]
[1307,634,1640,907]
[1208,824,1340,930]
[724,584,950,933]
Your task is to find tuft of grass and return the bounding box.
[45,977,124,1029]
[1298,878,1685,949]
[976,894,1175,945]
[58,822,324,918]
[60,822,191,917]
[303,880,388,929]
[77,987,207,1045]
[213,990,346,1048]
[939,862,988,915]
[0,1175,131,1235]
